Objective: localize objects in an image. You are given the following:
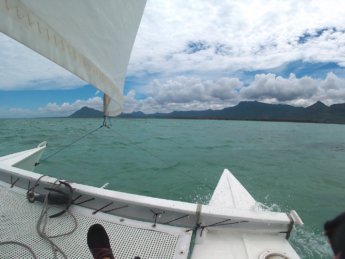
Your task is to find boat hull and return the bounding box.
[0,144,303,258]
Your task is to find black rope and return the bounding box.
[102,116,111,128]
[208,220,248,227]
[204,218,232,227]
[92,201,113,215]
[164,214,190,224]
[37,124,106,164]
[150,209,165,228]
[72,194,83,203]
[26,175,47,203]
[10,176,20,188]
[27,175,46,193]
[74,197,95,206]
[186,219,249,236]
[103,205,129,213]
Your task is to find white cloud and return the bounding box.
[3,72,345,117]
[0,107,37,118]
[144,77,239,103]
[0,96,103,117]
[124,76,241,114]
[37,97,103,117]
[241,72,345,106]
[2,0,345,116]
[3,1,345,91]
[129,0,345,75]
[124,73,345,114]
[241,73,317,102]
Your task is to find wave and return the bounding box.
[255,201,333,259]
[195,144,232,150]
[290,226,332,259]
[190,192,212,205]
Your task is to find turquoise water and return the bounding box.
[1,118,344,258]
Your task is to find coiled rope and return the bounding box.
[0,241,37,259]
[0,180,78,259]
[35,194,78,259]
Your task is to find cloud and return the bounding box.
[124,76,241,114]
[241,72,345,106]
[0,96,103,117]
[1,1,345,91]
[3,72,345,117]
[2,1,345,90]
[37,97,103,117]
[2,0,345,116]
[0,107,37,118]
[129,0,345,76]
[124,73,345,114]
[241,74,317,102]
[147,76,241,103]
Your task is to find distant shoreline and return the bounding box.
[2,100,345,125]
[63,99,345,125]
[2,116,345,126]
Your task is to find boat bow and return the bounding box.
[0,141,47,171]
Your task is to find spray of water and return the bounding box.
[256,200,333,259]
[290,226,332,259]
[189,192,333,258]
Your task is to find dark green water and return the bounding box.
[1,118,344,258]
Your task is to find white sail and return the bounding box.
[0,0,146,116]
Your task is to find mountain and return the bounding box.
[330,103,345,115]
[69,107,103,118]
[119,101,345,124]
[305,101,329,112]
[70,102,345,124]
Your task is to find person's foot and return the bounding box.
[87,224,115,259]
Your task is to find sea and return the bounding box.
[1,118,344,258]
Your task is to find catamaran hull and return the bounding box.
[0,143,303,259]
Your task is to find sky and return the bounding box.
[1,0,345,118]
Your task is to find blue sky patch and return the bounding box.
[242,60,345,84]
[184,41,210,54]
[0,84,95,109]
[297,27,337,44]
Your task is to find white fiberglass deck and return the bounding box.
[0,182,191,259]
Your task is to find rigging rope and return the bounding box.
[37,121,107,165]
[38,117,212,193]
[0,241,37,259]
